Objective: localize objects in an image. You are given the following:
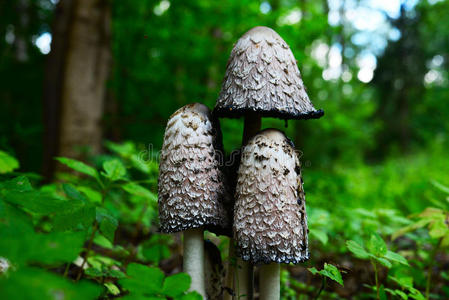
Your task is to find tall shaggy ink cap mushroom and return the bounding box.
[158,103,230,233]
[214,26,324,120]
[234,128,308,264]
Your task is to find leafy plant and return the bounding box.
[346,233,409,299]
[118,263,201,300]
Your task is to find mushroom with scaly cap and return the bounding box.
[158,103,230,298]
[234,128,308,300]
[214,26,319,300]
[214,26,324,120]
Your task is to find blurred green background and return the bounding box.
[1,0,448,213]
[1,0,449,298]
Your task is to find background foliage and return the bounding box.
[1,0,449,299]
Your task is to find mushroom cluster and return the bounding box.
[158,26,323,300]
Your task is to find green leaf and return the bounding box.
[3,189,79,215]
[0,176,31,192]
[428,219,449,239]
[104,141,136,157]
[175,291,203,300]
[122,183,157,202]
[308,264,344,286]
[322,263,344,286]
[56,157,99,179]
[102,159,127,181]
[96,207,118,243]
[0,150,19,174]
[373,256,392,268]
[78,186,102,204]
[63,184,87,202]
[53,204,96,231]
[85,267,104,277]
[119,263,164,295]
[104,282,121,295]
[0,213,85,265]
[0,267,101,300]
[367,233,388,257]
[162,272,191,297]
[431,180,449,195]
[346,240,370,259]
[385,250,409,266]
[310,228,328,245]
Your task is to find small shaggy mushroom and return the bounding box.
[158,103,229,298]
[234,129,308,300]
[214,26,323,120]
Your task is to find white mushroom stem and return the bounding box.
[259,263,280,300]
[183,228,206,298]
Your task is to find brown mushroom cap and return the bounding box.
[234,128,308,264]
[214,26,323,120]
[158,103,230,233]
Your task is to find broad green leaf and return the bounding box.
[428,219,449,239]
[322,263,344,286]
[310,228,328,245]
[96,207,118,243]
[102,159,127,181]
[122,183,157,202]
[308,264,344,286]
[56,157,99,178]
[373,256,392,268]
[0,150,19,174]
[0,213,85,265]
[0,267,101,300]
[389,275,413,289]
[63,184,87,202]
[0,176,32,192]
[119,263,164,295]
[385,250,409,266]
[367,233,387,257]
[104,141,136,157]
[78,186,102,204]
[3,189,78,214]
[162,272,191,297]
[53,204,96,231]
[346,240,369,259]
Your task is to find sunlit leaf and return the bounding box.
[0,150,19,174]
[346,240,369,259]
[162,272,191,297]
[56,157,99,179]
[102,159,127,181]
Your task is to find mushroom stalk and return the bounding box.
[225,113,261,300]
[183,228,206,298]
[259,263,280,300]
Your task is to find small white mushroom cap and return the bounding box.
[158,103,230,233]
[215,26,323,120]
[234,129,308,264]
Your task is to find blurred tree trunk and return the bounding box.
[43,0,111,177]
